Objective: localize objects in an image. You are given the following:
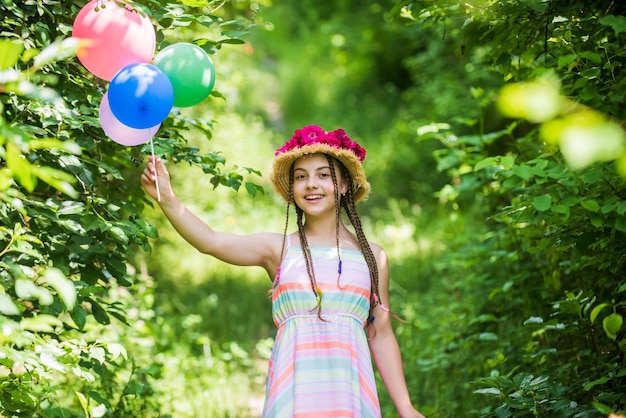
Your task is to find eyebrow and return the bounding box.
[293,165,331,172]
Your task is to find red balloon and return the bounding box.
[72,0,155,81]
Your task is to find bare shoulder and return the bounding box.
[250,231,287,257]
[368,241,388,263]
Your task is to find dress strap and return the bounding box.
[274,234,292,286]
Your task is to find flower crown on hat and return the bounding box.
[270,125,371,203]
[275,125,366,162]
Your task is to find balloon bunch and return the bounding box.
[73,0,216,199]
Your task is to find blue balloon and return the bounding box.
[108,63,174,129]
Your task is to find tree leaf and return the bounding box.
[0,293,20,316]
[474,157,496,171]
[602,313,623,340]
[599,15,626,34]
[0,39,24,70]
[533,195,552,211]
[583,375,610,391]
[474,387,502,395]
[90,300,111,325]
[21,314,63,332]
[15,278,53,305]
[590,303,609,324]
[580,199,600,212]
[43,267,76,310]
[70,305,88,331]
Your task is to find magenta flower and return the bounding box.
[275,125,366,163]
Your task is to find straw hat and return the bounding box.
[270,125,370,203]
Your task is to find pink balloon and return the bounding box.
[72,0,156,81]
[99,92,160,146]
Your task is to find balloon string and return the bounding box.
[149,129,161,202]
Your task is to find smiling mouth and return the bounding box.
[305,194,324,200]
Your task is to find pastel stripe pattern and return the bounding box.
[263,245,381,417]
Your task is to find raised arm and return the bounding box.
[368,245,425,418]
[141,156,283,276]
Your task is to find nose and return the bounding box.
[306,176,318,189]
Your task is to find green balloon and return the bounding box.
[153,43,216,108]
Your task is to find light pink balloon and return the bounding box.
[73,0,156,81]
[99,92,160,146]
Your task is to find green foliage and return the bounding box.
[390,0,626,416]
[0,0,262,415]
[3,0,626,417]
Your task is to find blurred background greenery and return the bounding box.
[1,0,625,417]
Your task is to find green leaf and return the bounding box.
[592,402,614,414]
[245,181,258,197]
[523,316,543,325]
[500,155,515,170]
[615,216,626,233]
[43,268,76,310]
[602,313,623,340]
[557,54,577,68]
[178,0,210,6]
[579,51,602,64]
[533,195,552,211]
[6,142,37,192]
[581,168,604,184]
[57,201,86,216]
[87,391,112,409]
[474,157,496,171]
[512,165,533,180]
[0,40,24,70]
[583,375,610,391]
[75,391,89,417]
[32,165,78,198]
[15,278,53,305]
[590,303,609,323]
[32,38,79,69]
[580,200,600,212]
[477,332,498,341]
[0,293,20,316]
[21,314,63,332]
[599,15,626,34]
[108,226,129,244]
[106,343,128,362]
[70,305,88,331]
[90,300,111,325]
[551,204,570,220]
[474,388,501,395]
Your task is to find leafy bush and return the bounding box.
[0,0,261,415]
[391,1,626,416]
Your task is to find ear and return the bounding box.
[340,180,348,196]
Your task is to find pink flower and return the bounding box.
[324,131,342,148]
[353,144,366,161]
[299,125,325,145]
[275,125,366,163]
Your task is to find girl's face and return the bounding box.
[292,153,347,215]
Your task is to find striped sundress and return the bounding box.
[262,240,381,417]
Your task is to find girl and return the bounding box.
[141,125,425,418]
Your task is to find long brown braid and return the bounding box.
[332,159,382,326]
[276,164,326,320]
[295,205,326,320]
[325,155,343,289]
